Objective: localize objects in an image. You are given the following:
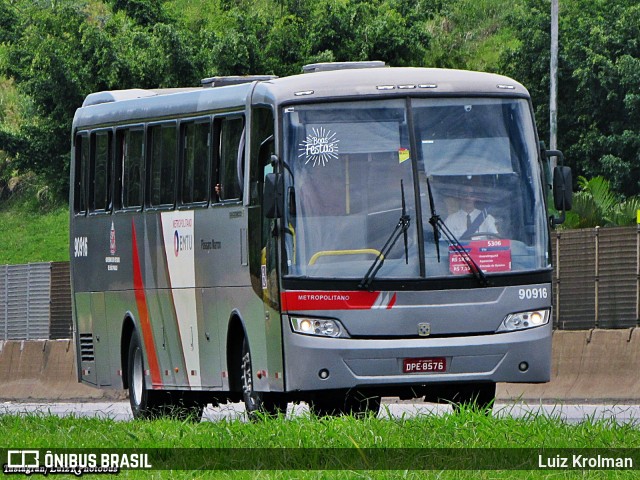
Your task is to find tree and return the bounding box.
[563,176,640,228]
[503,0,640,198]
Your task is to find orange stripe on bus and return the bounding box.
[131,220,162,387]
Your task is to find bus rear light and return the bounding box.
[498,309,549,332]
[290,316,347,338]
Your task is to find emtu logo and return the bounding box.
[173,230,193,257]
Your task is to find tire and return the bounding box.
[241,336,287,420]
[128,331,204,421]
[311,390,381,418]
[128,331,162,419]
[450,382,496,414]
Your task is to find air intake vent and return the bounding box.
[79,333,95,362]
[201,75,277,88]
[302,61,387,73]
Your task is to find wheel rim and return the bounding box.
[132,347,144,407]
[241,347,257,410]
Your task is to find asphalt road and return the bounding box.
[2,401,639,424]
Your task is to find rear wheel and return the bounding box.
[241,336,287,420]
[128,331,162,419]
[128,331,204,421]
[311,390,381,418]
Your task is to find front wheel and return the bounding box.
[241,336,287,420]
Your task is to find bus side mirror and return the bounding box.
[551,165,572,226]
[553,166,572,212]
[264,172,283,219]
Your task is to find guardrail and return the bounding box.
[552,226,639,329]
[0,262,71,340]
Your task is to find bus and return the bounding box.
[70,62,571,419]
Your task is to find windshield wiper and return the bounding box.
[359,180,411,291]
[432,215,489,287]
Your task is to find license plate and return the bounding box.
[403,357,446,374]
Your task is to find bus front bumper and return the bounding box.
[282,322,552,391]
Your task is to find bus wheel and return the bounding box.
[451,382,496,414]
[240,336,287,420]
[311,390,381,418]
[128,331,162,419]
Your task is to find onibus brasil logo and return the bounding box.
[4,449,152,475]
[299,127,339,167]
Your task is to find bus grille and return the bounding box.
[79,333,95,362]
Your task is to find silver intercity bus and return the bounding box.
[70,62,571,419]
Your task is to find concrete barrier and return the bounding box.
[1,330,638,402]
[0,340,124,401]
[498,329,640,402]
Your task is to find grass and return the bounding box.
[0,189,69,265]
[1,407,639,478]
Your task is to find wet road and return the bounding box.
[2,400,639,424]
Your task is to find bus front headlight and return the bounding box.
[290,317,347,338]
[497,310,549,332]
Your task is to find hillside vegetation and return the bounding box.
[0,0,639,263]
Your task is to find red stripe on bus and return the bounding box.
[387,293,397,309]
[281,291,385,311]
[131,220,162,388]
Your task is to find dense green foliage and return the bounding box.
[503,0,640,197]
[0,0,639,207]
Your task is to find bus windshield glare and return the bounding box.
[282,98,549,280]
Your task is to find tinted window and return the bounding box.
[216,117,244,202]
[92,130,111,212]
[181,121,210,205]
[149,124,177,206]
[117,128,144,209]
[74,133,89,214]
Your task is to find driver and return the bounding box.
[444,185,497,238]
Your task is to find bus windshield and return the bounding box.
[282,97,549,281]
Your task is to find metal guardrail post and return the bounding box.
[555,231,561,328]
[2,266,7,341]
[594,226,599,328]
[637,223,640,326]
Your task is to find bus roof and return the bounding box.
[73,67,529,130]
[254,67,530,105]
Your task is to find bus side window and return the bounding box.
[181,120,210,206]
[116,128,144,210]
[215,116,244,202]
[249,107,275,206]
[148,123,177,207]
[74,132,89,215]
[91,130,112,213]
